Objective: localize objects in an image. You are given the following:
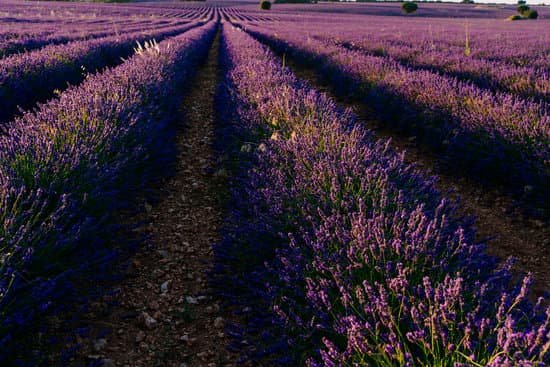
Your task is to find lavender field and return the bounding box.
[0,0,548,365]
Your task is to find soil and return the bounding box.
[68,29,238,367]
[281,57,550,298]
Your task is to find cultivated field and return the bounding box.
[0,0,548,365]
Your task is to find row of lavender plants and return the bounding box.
[314,33,548,102]
[213,24,549,367]
[0,21,203,124]
[0,21,216,364]
[0,18,190,59]
[241,23,549,209]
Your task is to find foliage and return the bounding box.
[261,1,272,9]
[401,2,418,14]
[524,9,538,18]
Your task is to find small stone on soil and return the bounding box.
[141,312,157,329]
[161,280,170,293]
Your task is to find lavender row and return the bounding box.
[0,21,216,364]
[242,24,549,205]
[314,33,548,102]
[214,23,549,367]
[0,21,203,124]
[0,18,191,59]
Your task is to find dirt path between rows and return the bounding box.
[71,29,237,367]
[280,56,550,298]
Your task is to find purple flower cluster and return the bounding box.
[241,23,549,206]
[214,22,549,366]
[0,21,216,363]
[0,21,207,124]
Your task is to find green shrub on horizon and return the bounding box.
[401,1,418,14]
